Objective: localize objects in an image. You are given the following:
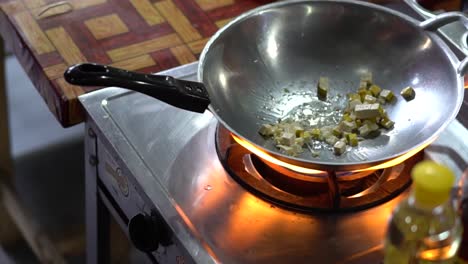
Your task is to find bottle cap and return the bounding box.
[411,161,455,207]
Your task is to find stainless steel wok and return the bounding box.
[65,0,467,171]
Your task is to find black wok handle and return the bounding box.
[64,63,210,113]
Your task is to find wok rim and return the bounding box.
[198,0,465,171]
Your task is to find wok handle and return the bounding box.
[403,0,435,20]
[64,63,210,113]
[419,12,467,31]
[417,12,468,75]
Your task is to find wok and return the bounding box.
[65,0,468,171]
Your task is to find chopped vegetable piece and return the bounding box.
[343,113,352,122]
[295,137,305,147]
[401,86,415,101]
[333,140,347,155]
[355,119,362,127]
[277,145,296,156]
[369,84,382,97]
[381,118,395,129]
[259,124,274,137]
[364,94,377,104]
[291,144,303,154]
[311,128,321,139]
[317,77,329,101]
[354,103,381,119]
[279,132,295,146]
[284,88,290,93]
[348,93,361,102]
[361,72,372,86]
[293,125,304,137]
[379,89,395,102]
[311,150,320,157]
[259,73,397,157]
[358,88,368,101]
[378,105,386,116]
[346,133,358,147]
[332,126,342,137]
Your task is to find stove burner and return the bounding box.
[216,125,423,212]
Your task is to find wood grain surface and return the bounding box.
[0,0,463,127]
[0,0,273,126]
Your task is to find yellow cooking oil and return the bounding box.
[384,161,463,264]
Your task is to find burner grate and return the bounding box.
[216,125,422,212]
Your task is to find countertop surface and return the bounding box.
[0,0,273,126]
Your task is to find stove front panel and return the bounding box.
[79,63,407,264]
[81,58,468,263]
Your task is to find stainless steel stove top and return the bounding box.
[80,61,468,264]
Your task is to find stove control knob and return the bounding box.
[129,213,162,252]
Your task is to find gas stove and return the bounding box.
[80,61,468,264]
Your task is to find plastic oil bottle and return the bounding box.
[383,161,463,264]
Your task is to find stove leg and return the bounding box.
[86,126,110,264]
[327,171,341,208]
[86,174,111,264]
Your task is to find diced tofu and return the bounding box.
[359,80,368,90]
[348,99,362,112]
[333,140,347,155]
[401,86,415,101]
[317,77,329,101]
[369,122,379,131]
[379,89,395,102]
[346,133,358,147]
[378,97,386,105]
[363,120,379,131]
[325,135,339,146]
[279,132,295,146]
[364,94,377,104]
[369,85,381,97]
[320,126,333,137]
[358,124,371,137]
[340,121,356,133]
[354,103,381,119]
[258,124,274,137]
[361,72,372,86]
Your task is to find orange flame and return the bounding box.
[232,134,434,173]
